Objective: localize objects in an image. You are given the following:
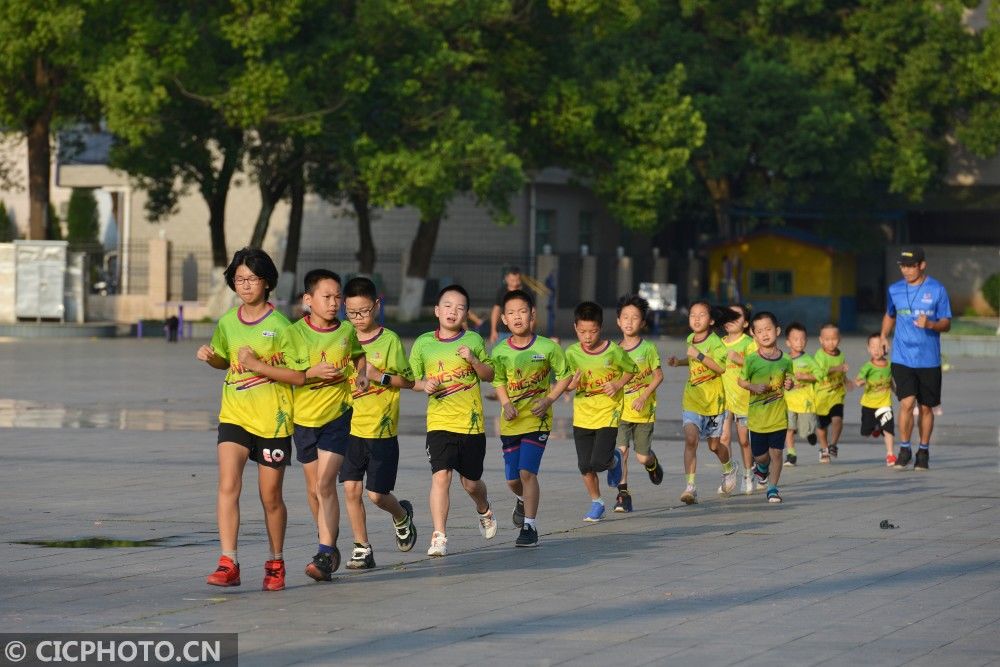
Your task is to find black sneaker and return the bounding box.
[515,524,538,547]
[512,499,525,528]
[394,499,417,552]
[645,452,664,485]
[828,444,838,459]
[914,448,929,471]
[785,453,797,466]
[346,543,375,569]
[305,547,340,582]
[894,446,912,469]
[613,491,633,513]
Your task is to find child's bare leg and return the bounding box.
[829,416,843,446]
[720,412,733,448]
[343,480,368,545]
[519,470,540,518]
[258,464,287,555]
[618,445,629,485]
[217,442,249,553]
[582,471,601,499]
[460,476,490,515]
[429,469,452,534]
[315,450,343,547]
[683,424,699,477]
[367,490,406,522]
[768,448,783,487]
[737,422,752,469]
[301,460,319,526]
[884,431,895,457]
[707,436,731,464]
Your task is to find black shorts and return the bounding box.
[749,430,786,457]
[340,435,400,494]
[860,406,895,437]
[572,426,618,474]
[218,423,291,469]
[425,430,487,480]
[892,364,942,408]
[817,403,844,429]
[292,408,352,463]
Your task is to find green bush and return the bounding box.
[0,202,13,242]
[982,272,1000,312]
[66,188,99,246]
[46,202,61,240]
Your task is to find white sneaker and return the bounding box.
[718,464,739,496]
[742,473,754,495]
[427,531,448,557]
[478,507,498,539]
[680,484,698,505]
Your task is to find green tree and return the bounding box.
[46,202,61,241]
[0,202,15,242]
[66,188,99,247]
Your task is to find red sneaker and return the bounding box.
[206,556,241,587]
[262,559,286,591]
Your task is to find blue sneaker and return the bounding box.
[584,501,605,522]
[606,449,623,488]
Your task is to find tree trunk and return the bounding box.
[282,164,304,274]
[249,177,288,249]
[704,176,732,240]
[397,215,442,322]
[206,139,241,267]
[26,115,51,241]
[350,187,375,274]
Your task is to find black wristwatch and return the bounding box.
[696,352,705,362]
[380,373,391,386]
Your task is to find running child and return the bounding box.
[198,247,296,591]
[613,294,665,512]
[238,269,368,583]
[667,301,740,504]
[409,284,498,557]
[738,311,794,503]
[565,301,636,522]
[783,322,820,467]
[814,323,848,463]
[491,289,572,546]
[854,333,896,466]
[719,304,756,494]
[340,277,418,569]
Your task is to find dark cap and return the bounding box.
[897,246,925,265]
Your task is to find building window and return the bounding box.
[578,211,593,250]
[749,270,793,295]
[536,209,554,252]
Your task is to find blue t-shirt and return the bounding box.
[886,276,952,368]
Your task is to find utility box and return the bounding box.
[15,240,68,321]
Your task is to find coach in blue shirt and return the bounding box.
[879,246,952,471]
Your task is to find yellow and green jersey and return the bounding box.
[721,333,757,417]
[856,361,893,409]
[785,352,821,414]
[682,332,728,416]
[409,329,490,434]
[210,305,293,438]
[814,348,847,416]
[620,339,661,424]
[349,327,413,438]
[565,341,638,430]
[741,351,793,433]
[491,335,570,436]
[280,316,364,428]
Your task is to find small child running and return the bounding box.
[814,323,848,463]
[565,301,637,522]
[783,322,820,467]
[738,312,794,504]
[613,295,665,512]
[667,301,739,504]
[854,333,896,466]
[719,304,756,494]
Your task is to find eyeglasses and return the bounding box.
[346,304,377,319]
[234,276,262,286]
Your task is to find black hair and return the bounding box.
[728,303,751,323]
[574,301,603,325]
[689,300,740,329]
[820,321,839,333]
[616,294,649,319]
[868,331,882,342]
[750,311,779,329]
[343,276,378,301]
[224,247,278,300]
[785,321,807,337]
[437,283,469,306]
[502,288,534,310]
[505,266,521,276]
[303,269,342,295]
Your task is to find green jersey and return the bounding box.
[409,329,490,434]
[279,316,364,428]
[491,335,570,435]
[350,327,413,438]
[856,361,893,409]
[721,333,756,417]
[565,341,638,429]
[210,305,293,438]
[785,352,821,414]
[620,339,661,424]
[814,348,847,416]
[682,332,728,416]
[741,351,793,433]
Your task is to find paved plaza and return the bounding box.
[1,336,998,666]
